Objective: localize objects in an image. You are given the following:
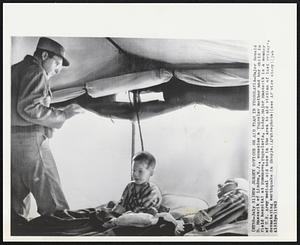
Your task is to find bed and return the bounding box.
[11,193,248,236]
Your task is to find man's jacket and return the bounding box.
[11,55,67,130]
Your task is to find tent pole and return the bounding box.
[131,120,136,181]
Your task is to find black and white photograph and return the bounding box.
[3,3,297,242]
[10,36,250,237]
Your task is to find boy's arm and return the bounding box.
[111,183,131,215]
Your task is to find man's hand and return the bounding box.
[141,185,163,208]
[63,104,85,119]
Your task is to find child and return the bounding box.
[112,151,165,216]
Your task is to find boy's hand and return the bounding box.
[111,204,126,216]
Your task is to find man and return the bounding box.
[11,37,163,231]
[11,37,83,222]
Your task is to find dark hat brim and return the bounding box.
[62,56,70,67]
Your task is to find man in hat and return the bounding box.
[11,37,83,223]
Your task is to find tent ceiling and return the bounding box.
[48,37,249,91]
[33,37,250,119]
[113,38,249,64]
[49,37,128,90]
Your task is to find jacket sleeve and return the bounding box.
[17,66,67,129]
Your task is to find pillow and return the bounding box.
[162,194,208,220]
[114,212,158,227]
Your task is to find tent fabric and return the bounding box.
[51,66,249,106]
[113,39,249,64]
[39,37,250,110]
[12,37,249,93]
[174,68,249,87]
[51,79,249,122]
[85,69,173,98]
[51,69,173,104]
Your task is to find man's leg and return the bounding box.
[11,132,33,235]
[11,173,31,218]
[26,133,69,215]
[11,132,32,219]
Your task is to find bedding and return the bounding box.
[184,220,248,236]
[11,194,247,236]
[161,193,208,220]
[12,208,182,236]
[86,69,173,98]
[174,68,249,87]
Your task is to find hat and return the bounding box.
[36,37,70,66]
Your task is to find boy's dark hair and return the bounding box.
[34,48,56,59]
[132,151,156,169]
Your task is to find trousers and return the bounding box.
[11,127,69,219]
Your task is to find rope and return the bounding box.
[128,91,145,151]
[133,91,144,151]
[105,38,126,54]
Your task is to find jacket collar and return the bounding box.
[24,55,50,81]
[24,55,52,95]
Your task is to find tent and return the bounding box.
[11,37,249,224]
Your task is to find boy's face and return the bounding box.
[132,160,153,185]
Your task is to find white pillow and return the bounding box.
[162,194,208,210]
[115,212,158,227]
[162,194,208,220]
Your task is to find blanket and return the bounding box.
[11,208,182,236]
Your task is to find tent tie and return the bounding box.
[132,91,144,151]
[129,91,145,151]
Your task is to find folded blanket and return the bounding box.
[51,86,86,103]
[175,68,249,87]
[86,69,173,98]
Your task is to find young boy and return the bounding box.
[112,151,165,216]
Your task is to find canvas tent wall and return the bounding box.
[11,37,249,217]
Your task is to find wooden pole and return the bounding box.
[131,120,136,181]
